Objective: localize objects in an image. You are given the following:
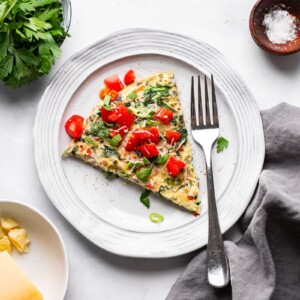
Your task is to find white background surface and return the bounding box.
[0,0,299,299]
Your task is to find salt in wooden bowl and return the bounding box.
[250,0,300,55]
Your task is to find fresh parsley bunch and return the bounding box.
[0,0,69,88]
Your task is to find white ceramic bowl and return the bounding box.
[0,200,69,300]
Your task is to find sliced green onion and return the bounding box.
[83,136,98,147]
[149,213,164,223]
[154,154,169,165]
[109,134,122,147]
[127,92,137,100]
[136,168,152,182]
[103,95,111,106]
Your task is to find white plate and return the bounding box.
[0,200,69,299]
[34,29,265,258]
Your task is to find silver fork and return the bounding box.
[191,75,230,288]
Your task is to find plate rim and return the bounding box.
[33,28,265,258]
[0,199,69,298]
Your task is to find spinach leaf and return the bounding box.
[140,189,151,209]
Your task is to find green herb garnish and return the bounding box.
[178,128,188,144]
[109,133,122,147]
[127,92,137,100]
[136,168,152,182]
[103,171,118,177]
[140,189,151,209]
[90,121,110,138]
[0,0,69,88]
[71,146,78,155]
[83,136,98,148]
[154,154,169,165]
[103,145,118,157]
[149,212,164,223]
[103,95,111,106]
[216,137,229,153]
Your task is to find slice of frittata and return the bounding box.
[64,71,200,213]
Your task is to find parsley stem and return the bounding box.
[0,0,18,25]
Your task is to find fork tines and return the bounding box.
[191,75,219,129]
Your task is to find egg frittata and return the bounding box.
[64,71,200,213]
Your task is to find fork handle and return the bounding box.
[206,166,230,288]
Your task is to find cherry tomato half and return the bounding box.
[124,69,136,85]
[65,115,84,139]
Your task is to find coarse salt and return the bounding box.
[263,6,297,44]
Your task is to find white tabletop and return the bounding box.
[1,0,300,299]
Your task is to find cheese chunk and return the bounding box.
[0,251,43,300]
[1,217,19,231]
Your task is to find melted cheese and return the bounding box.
[0,251,43,300]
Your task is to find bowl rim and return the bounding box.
[249,0,300,55]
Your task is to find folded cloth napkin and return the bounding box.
[167,103,300,300]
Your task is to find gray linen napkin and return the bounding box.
[167,103,300,300]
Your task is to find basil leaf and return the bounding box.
[109,134,122,147]
[140,189,151,209]
[127,92,137,100]
[155,154,169,165]
[136,168,152,182]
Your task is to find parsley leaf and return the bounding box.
[140,189,151,209]
[0,0,69,88]
[216,137,229,153]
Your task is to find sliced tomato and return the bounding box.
[104,74,124,92]
[109,126,128,138]
[116,104,135,128]
[65,115,84,139]
[99,87,119,101]
[101,107,119,122]
[124,69,136,85]
[187,195,194,200]
[166,156,186,177]
[146,127,160,144]
[153,107,174,125]
[101,103,134,128]
[134,127,160,144]
[166,130,181,144]
[125,136,140,151]
[138,143,159,158]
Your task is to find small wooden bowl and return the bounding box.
[249,0,300,55]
